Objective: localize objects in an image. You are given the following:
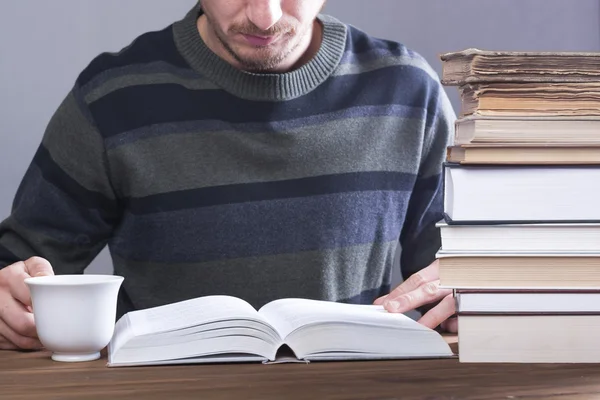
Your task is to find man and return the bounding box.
[0,0,457,351]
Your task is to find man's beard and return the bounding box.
[205,13,309,72]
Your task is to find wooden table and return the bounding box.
[3,337,600,399]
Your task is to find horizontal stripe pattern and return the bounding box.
[0,8,454,319]
[86,73,219,105]
[339,47,421,65]
[0,218,104,274]
[83,62,218,104]
[111,190,408,264]
[124,171,417,214]
[33,145,116,212]
[12,163,116,246]
[107,115,427,198]
[105,105,425,150]
[81,61,201,95]
[41,92,116,199]
[111,240,396,315]
[90,66,437,138]
[78,27,188,87]
[334,54,440,81]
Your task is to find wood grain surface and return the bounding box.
[2,337,600,400]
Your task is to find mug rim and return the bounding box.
[25,274,124,286]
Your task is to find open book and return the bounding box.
[107,296,454,367]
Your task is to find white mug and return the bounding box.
[25,274,124,362]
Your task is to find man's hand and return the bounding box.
[0,257,54,350]
[374,260,457,333]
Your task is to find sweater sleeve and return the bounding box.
[0,85,120,273]
[399,82,455,280]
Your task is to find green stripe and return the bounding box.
[112,240,397,310]
[42,92,116,199]
[107,115,426,198]
[85,73,219,104]
[333,55,440,80]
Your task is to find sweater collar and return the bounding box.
[172,4,348,101]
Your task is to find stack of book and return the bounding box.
[437,48,600,363]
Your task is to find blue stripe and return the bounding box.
[105,104,425,149]
[13,164,116,245]
[401,174,444,237]
[399,174,444,277]
[91,66,435,139]
[111,190,409,263]
[124,171,417,214]
[78,27,189,87]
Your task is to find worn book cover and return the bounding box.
[440,48,600,85]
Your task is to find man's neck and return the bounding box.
[197,15,323,73]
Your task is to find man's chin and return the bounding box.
[221,37,297,72]
[237,59,284,72]
[232,51,287,72]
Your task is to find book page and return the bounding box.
[127,295,271,336]
[258,298,431,339]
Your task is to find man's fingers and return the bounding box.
[441,317,458,333]
[0,319,42,350]
[0,258,49,351]
[375,260,441,306]
[0,335,19,350]
[374,261,441,306]
[9,258,53,307]
[383,280,451,313]
[373,294,387,305]
[376,273,428,306]
[417,293,456,330]
[0,295,38,338]
[6,265,33,307]
[23,257,54,278]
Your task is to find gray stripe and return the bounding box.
[82,61,200,90]
[333,55,440,81]
[418,90,456,178]
[42,92,116,199]
[82,61,200,94]
[111,240,396,312]
[339,47,421,65]
[0,217,104,274]
[84,65,219,104]
[107,115,426,198]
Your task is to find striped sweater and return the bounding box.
[0,5,455,318]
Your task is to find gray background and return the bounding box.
[1,0,599,279]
